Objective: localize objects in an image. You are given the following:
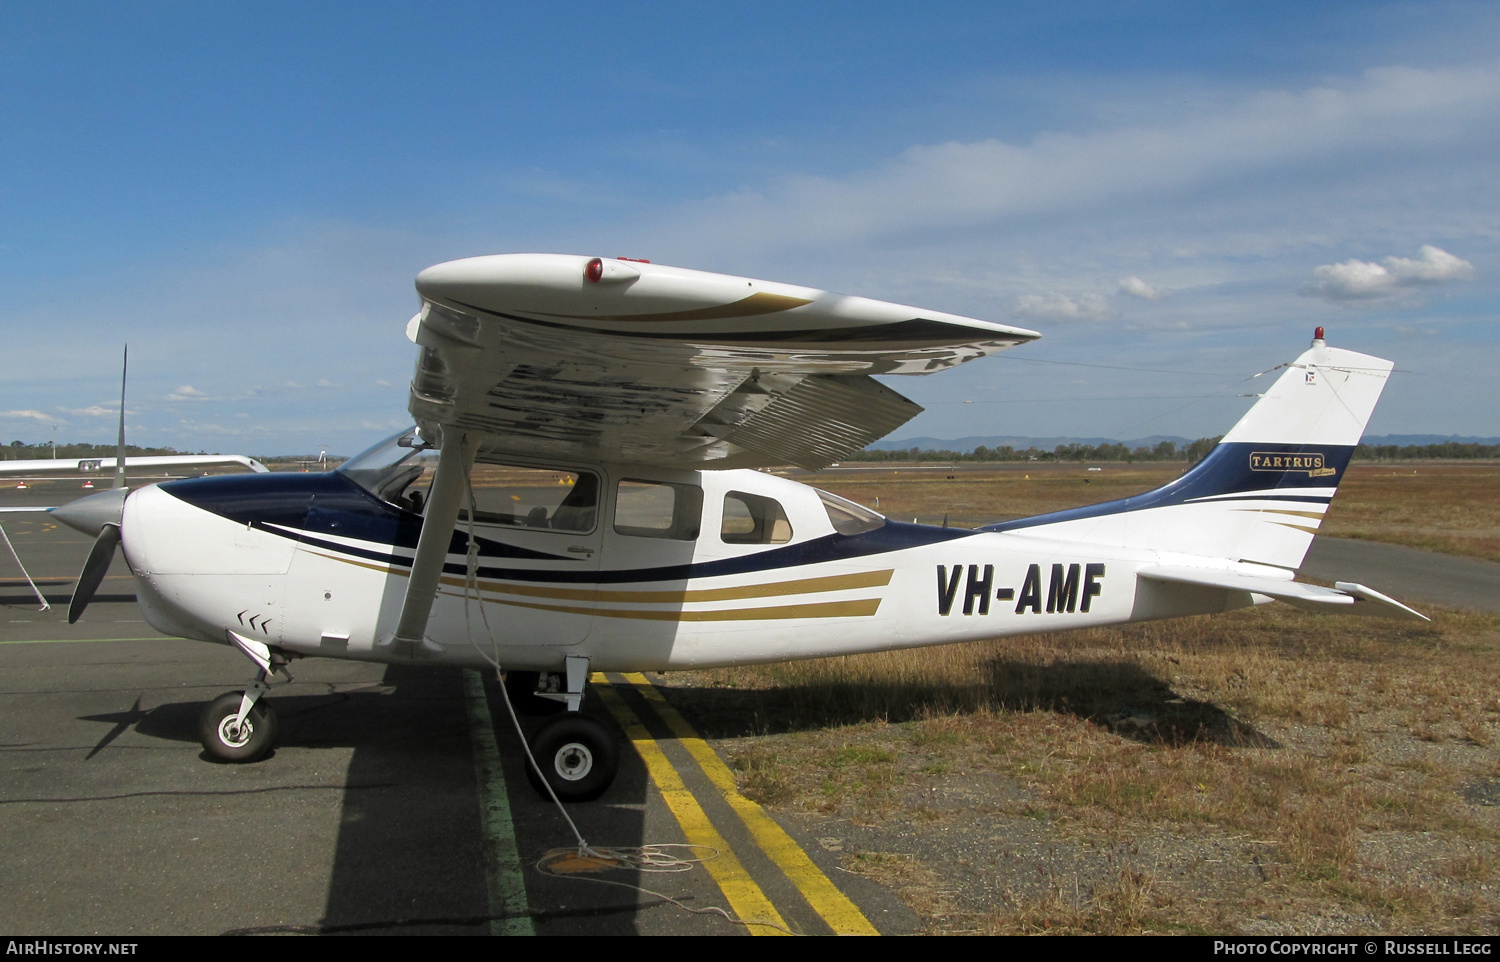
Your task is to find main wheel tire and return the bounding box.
[525,714,619,802]
[199,691,278,763]
[503,670,565,716]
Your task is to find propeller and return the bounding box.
[69,523,120,623]
[52,347,130,623]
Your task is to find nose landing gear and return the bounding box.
[200,689,278,762]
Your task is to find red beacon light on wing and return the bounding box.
[1313,326,1326,346]
[583,257,646,284]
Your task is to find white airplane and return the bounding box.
[52,254,1424,801]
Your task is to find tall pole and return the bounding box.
[113,346,128,490]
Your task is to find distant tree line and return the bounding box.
[2,441,189,460]
[1352,442,1500,460]
[849,437,1500,463]
[846,438,1224,463]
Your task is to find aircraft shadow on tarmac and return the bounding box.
[664,655,1279,749]
[97,663,657,935]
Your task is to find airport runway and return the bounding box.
[2,482,1495,936]
[0,505,908,936]
[1300,537,1500,614]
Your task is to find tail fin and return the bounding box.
[983,331,1394,572]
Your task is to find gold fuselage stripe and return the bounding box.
[444,568,894,603]
[446,595,883,622]
[302,547,888,620]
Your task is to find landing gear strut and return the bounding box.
[519,655,619,802]
[200,632,291,763]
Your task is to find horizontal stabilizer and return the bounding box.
[1139,566,1429,621]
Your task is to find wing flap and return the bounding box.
[705,374,923,470]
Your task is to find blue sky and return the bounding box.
[3,1,1498,455]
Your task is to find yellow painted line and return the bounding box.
[623,672,880,936]
[592,680,792,936]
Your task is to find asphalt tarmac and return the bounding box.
[2,479,1495,936]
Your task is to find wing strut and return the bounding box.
[383,429,479,655]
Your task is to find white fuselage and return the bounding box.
[119,461,1258,674]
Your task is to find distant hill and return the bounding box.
[870,433,1500,453]
[1363,435,1500,447]
[869,435,1193,453]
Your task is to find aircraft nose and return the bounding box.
[50,488,129,537]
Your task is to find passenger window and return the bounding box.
[721,492,792,545]
[458,465,598,533]
[614,480,703,540]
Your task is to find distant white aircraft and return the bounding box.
[0,349,268,608]
[0,454,269,482]
[53,255,1423,801]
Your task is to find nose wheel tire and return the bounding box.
[199,691,278,763]
[525,714,619,802]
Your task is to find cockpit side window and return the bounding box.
[463,465,598,533]
[721,491,792,545]
[338,433,598,531]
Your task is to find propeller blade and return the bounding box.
[69,524,121,624]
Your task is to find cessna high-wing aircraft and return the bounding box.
[51,254,1423,801]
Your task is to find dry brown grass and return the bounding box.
[1320,463,1500,563]
[801,460,1500,562]
[662,459,1500,931]
[668,604,1500,933]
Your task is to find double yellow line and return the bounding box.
[595,672,879,936]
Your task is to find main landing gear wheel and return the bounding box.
[199,691,278,763]
[504,670,565,717]
[525,714,619,802]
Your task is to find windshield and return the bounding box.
[337,427,439,506]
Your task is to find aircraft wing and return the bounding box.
[406,254,1039,470]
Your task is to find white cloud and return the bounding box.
[1300,245,1477,302]
[0,409,56,423]
[167,385,209,401]
[1013,292,1110,321]
[1118,276,1169,300]
[61,405,118,417]
[665,64,1500,253]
